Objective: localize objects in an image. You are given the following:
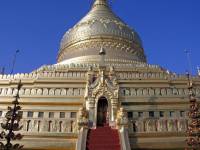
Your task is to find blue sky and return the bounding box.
[0,0,199,75]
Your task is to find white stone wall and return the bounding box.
[0,88,85,97]
[127,110,188,133]
[0,110,78,133]
[120,87,200,97]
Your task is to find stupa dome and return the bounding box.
[57,0,146,64]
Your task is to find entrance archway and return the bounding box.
[97,97,108,127]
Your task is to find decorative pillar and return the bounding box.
[111,98,118,121]
[88,97,95,123]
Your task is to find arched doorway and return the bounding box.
[97,97,108,127]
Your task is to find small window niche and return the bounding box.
[159,111,164,117]
[138,112,143,118]
[169,111,175,118]
[128,112,133,119]
[60,112,65,118]
[18,111,23,118]
[149,111,155,118]
[180,111,185,117]
[49,112,54,118]
[70,112,77,118]
[38,112,44,118]
[27,111,33,118]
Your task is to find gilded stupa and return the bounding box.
[0,0,200,150]
[58,0,146,64]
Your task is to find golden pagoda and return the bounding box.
[0,0,200,149]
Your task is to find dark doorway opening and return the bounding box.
[97,97,108,127]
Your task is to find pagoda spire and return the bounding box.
[92,0,109,7]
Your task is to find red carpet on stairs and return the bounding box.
[86,126,121,150]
